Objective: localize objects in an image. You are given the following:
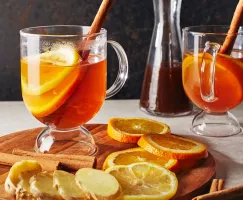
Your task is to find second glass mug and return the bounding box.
[182,25,243,137]
[20,25,128,155]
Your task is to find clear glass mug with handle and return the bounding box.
[20,25,128,155]
[182,25,243,137]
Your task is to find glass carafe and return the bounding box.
[140,0,192,116]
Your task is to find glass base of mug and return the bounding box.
[34,126,98,155]
[191,111,242,137]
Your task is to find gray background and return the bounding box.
[0,0,239,100]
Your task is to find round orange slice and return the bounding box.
[107,118,170,143]
[103,147,179,173]
[138,134,208,160]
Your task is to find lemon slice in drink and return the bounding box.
[106,162,178,200]
[21,47,80,96]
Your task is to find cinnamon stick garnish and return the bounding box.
[0,152,60,171]
[81,0,115,60]
[12,149,96,170]
[193,185,243,200]
[219,0,243,54]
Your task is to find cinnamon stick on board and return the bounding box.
[0,152,60,171]
[12,149,96,170]
[193,185,243,200]
[219,0,243,54]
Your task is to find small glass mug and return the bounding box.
[182,25,243,137]
[20,25,128,155]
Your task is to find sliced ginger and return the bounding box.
[76,168,121,200]
[5,160,42,195]
[16,170,41,200]
[29,172,62,199]
[53,170,87,200]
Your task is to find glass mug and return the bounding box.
[182,25,243,137]
[20,25,128,155]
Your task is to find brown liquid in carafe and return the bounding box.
[140,62,192,116]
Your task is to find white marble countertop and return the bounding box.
[0,100,243,188]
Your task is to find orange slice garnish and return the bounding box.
[21,47,80,96]
[103,147,179,173]
[107,118,170,143]
[21,48,85,118]
[138,134,208,160]
[183,52,243,112]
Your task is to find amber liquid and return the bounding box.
[183,52,243,113]
[22,55,106,129]
[140,63,192,116]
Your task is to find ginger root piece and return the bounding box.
[76,168,121,200]
[5,160,42,195]
[53,170,87,200]
[29,172,62,199]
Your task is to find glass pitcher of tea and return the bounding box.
[140,0,192,116]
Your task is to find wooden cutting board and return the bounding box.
[0,124,216,200]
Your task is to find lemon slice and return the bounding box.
[107,118,170,143]
[103,147,179,172]
[21,47,80,95]
[106,162,178,200]
[5,160,42,195]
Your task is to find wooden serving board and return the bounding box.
[0,124,216,200]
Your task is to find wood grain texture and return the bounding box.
[0,124,216,200]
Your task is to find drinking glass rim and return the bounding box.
[20,25,107,37]
[183,25,243,36]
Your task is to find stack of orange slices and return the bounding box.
[104,117,208,200]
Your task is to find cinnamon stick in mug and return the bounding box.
[219,0,243,54]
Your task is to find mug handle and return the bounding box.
[200,41,220,102]
[106,40,129,99]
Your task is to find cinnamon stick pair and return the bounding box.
[209,179,224,193]
[193,179,243,200]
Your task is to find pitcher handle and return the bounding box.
[106,40,129,99]
[200,41,220,102]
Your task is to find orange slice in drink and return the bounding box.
[103,147,179,173]
[107,118,170,143]
[21,48,80,96]
[183,52,243,112]
[138,134,207,160]
[21,48,84,118]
